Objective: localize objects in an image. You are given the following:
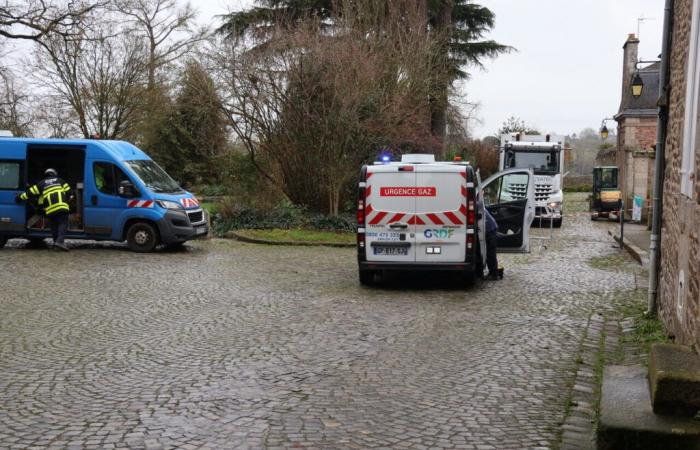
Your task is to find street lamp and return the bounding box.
[629,59,660,98]
[631,72,644,97]
[600,118,614,140]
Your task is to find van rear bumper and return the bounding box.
[359,260,476,272]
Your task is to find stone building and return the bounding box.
[657,0,700,347]
[614,34,659,222]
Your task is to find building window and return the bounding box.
[681,0,700,198]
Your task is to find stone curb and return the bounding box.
[607,230,649,267]
[224,230,355,248]
[559,313,604,450]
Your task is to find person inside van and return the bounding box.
[15,168,72,251]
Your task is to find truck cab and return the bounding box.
[500,133,565,227]
[0,138,208,251]
[357,154,535,285]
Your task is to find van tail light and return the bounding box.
[467,201,475,225]
[357,199,365,225]
[357,233,365,248]
[466,190,475,225]
[467,233,475,250]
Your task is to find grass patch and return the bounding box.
[593,327,607,419]
[619,302,669,356]
[587,254,629,270]
[200,202,219,215]
[563,191,591,213]
[235,228,355,245]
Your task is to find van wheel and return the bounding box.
[553,218,563,228]
[127,222,159,252]
[26,238,47,248]
[165,241,186,251]
[359,269,376,286]
[0,236,6,248]
[463,270,477,286]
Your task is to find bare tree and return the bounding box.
[34,95,81,137]
[33,24,148,139]
[0,0,105,42]
[0,68,33,136]
[113,0,208,91]
[210,1,449,214]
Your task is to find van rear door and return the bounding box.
[0,155,26,236]
[414,165,467,262]
[364,165,416,262]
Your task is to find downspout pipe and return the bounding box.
[648,0,674,315]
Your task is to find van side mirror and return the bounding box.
[118,180,137,198]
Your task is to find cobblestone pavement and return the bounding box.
[0,201,645,449]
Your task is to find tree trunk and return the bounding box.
[430,1,452,142]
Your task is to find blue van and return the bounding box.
[0,138,208,251]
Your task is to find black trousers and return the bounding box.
[48,212,68,245]
[486,233,498,274]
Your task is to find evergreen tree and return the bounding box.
[218,0,509,139]
[146,61,228,185]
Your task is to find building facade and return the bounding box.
[614,34,659,223]
[658,0,700,347]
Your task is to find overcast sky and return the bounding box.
[196,0,665,138]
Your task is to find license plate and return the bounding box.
[373,246,408,256]
[195,226,207,235]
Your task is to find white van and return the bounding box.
[356,154,536,285]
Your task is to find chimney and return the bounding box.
[621,33,639,99]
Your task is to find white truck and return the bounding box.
[357,154,536,285]
[499,134,566,227]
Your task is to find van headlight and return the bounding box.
[548,201,561,210]
[157,200,182,210]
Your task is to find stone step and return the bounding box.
[597,365,700,450]
[649,343,700,416]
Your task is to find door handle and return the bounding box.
[91,195,98,206]
[389,222,408,229]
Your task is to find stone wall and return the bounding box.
[616,116,656,220]
[658,0,700,348]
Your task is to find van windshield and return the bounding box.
[125,160,183,193]
[505,150,559,175]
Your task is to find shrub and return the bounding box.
[564,184,592,193]
[213,199,355,235]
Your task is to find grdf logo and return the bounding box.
[424,229,454,239]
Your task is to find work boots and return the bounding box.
[53,242,70,252]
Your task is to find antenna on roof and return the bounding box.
[637,15,656,41]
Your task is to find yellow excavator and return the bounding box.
[590,166,621,220]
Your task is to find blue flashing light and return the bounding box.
[381,155,391,162]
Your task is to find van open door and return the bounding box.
[0,157,26,241]
[479,169,535,252]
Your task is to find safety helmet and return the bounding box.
[44,168,58,177]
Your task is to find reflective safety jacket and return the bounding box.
[20,177,71,215]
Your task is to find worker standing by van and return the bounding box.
[16,168,71,251]
[484,207,500,280]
